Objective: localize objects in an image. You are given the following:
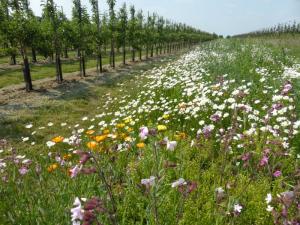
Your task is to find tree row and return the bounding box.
[0,0,218,91]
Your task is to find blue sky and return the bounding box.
[30,0,300,36]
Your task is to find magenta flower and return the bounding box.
[241,153,251,161]
[273,170,282,178]
[260,155,269,166]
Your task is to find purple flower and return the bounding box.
[210,113,221,122]
[19,167,29,175]
[141,176,155,187]
[202,125,215,138]
[273,170,282,178]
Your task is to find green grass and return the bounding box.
[243,34,300,59]
[0,38,300,224]
[0,50,147,88]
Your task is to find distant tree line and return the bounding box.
[0,0,218,91]
[234,21,300,38]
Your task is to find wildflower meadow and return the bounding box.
[1,38,300,224]
[0,0,300,225]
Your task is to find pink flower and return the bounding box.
[260,155,269,166]
[233,204,243,214]
[70,165,82,178]
[241,153,251,161]
[19,167,29,175]
[282,83,292,95]
[139,127,149,140]
[273,170,282,178]
[210,113,221,122]
[71,197,83,224]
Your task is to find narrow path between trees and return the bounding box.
[0,50,188,118]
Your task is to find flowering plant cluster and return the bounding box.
[1,41,300,224]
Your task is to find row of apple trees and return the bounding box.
[0,0,218,91]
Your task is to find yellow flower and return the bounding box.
[178,102,187,109]
[51,136,64,143]
[175,132,187,140]
[103,129,110,135]
[136,142,145,148]
[63,154,72,160]
[125,136,133,142]
[162,114,170,120]
[157,125,167,131]
[120,133,127,139]
[87,141,98,150]
[127,127,133,132]
[212,85,220,91]
[86,130,95,135]
[123,117,132,124]
[47,163,58,172]
[95,135,107,142]
[116,123,126,129]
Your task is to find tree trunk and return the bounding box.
[132,48,135,62]
[56,53,63,83]
[82,54,86,76]
[32,48,37,63]
[23,57,33,92]
[97,46,103,75]
[109,39,115,68]
[151,46,154,57]
[79,51,86,77]
[96,46,103,75]
[139,48,142,61]
[146,45,149,59]
[64,48,69,58]
[10,54,16,65]
[99,52,103,73]
[112,42,115,68]
[123,44,126,65]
